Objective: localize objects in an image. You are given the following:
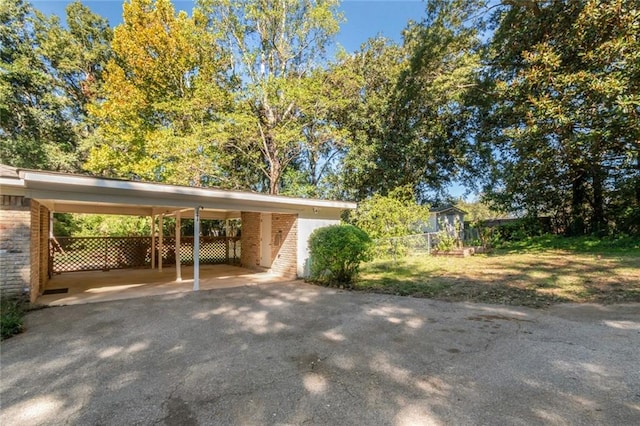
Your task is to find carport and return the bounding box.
[0,165,356,303]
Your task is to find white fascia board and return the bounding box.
[298,206,344,220]
[0,185,27,197]
[25,188,302,216]
[0,177,26,196]
[21,172,357,211]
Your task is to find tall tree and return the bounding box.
[198,0,342,194]
[382,0,482,201]
[1,0,109,171]
[37,2,113,132]
[324,37,406,200]
[279,66,353,198]
[85,0,232,186]
[328,0,483,202]
[474,0,640,234]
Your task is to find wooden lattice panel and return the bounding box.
[51,236,241,273]
[51,237,151,273]
[155,237,241,265]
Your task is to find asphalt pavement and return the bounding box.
[1,281,639,425]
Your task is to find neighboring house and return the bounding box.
[424,205,467,235]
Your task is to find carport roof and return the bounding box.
[0,165,356,218]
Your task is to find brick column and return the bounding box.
[270,214,297,278]
[240,212,298,278]
[0,196,31,299]
[240,212,261,268]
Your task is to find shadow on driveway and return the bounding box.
[1,281,639,425]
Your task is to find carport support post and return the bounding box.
[175,211,182,282]
[193,206,202,291]
[151,215,156,269]
[159,214,164,272]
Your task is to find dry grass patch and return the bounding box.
[357,251,640,307]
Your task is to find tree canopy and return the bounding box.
[84,0,232,186]
[197,0,343,194]
[2,0,638,236]
[472,0,639,235]
[1,0,111,171]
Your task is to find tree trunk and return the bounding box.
[269,162,280,194]
[268,143,281,195]
[636,154,640,205]
[591,167,606,235]
[569,173,586,236]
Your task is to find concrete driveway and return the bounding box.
[1,282,639,425]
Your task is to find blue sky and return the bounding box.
[31,0,428,53]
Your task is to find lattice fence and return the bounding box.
[50,236,241,273]
[154,237,241,265]
[51,237,151,273]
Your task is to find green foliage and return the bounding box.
[473,0,640,236]
[52,213,238,238]
[62,214,151,237]
[85,0,232,186]
[1,297,27,340]
[197,0,344,194]
[436,227,457,252]
[489,218,551,244]
[325,37,405,200]
[498,234,640,254]
[454,198,507,224]
[379,0,482,198]
[330,0,483,201]
[52,213,78,237]
[352,186,430,240]
[308,224,373,286]
[0,0,111,171]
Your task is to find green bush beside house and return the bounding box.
[308,224,373,287]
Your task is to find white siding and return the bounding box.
[296,217,341,277]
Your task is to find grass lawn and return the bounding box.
[357,242,640,307]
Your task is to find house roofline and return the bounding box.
[429,205,467,214]
[1,164,356,217]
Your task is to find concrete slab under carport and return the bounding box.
[37,265,291,306]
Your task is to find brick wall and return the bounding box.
[240,212,298,278]
[0,196,31,299]
[240,212,261,268]
[270,214,297,278]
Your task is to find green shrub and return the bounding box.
[435,219,462,251]
[488,217,551,246]
[436,231,457,251]
[499,233,640,253]
[1,298,27,340]
[308,224,373,287]
[351,186,430,240]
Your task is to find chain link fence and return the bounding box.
[373,233,441,260]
